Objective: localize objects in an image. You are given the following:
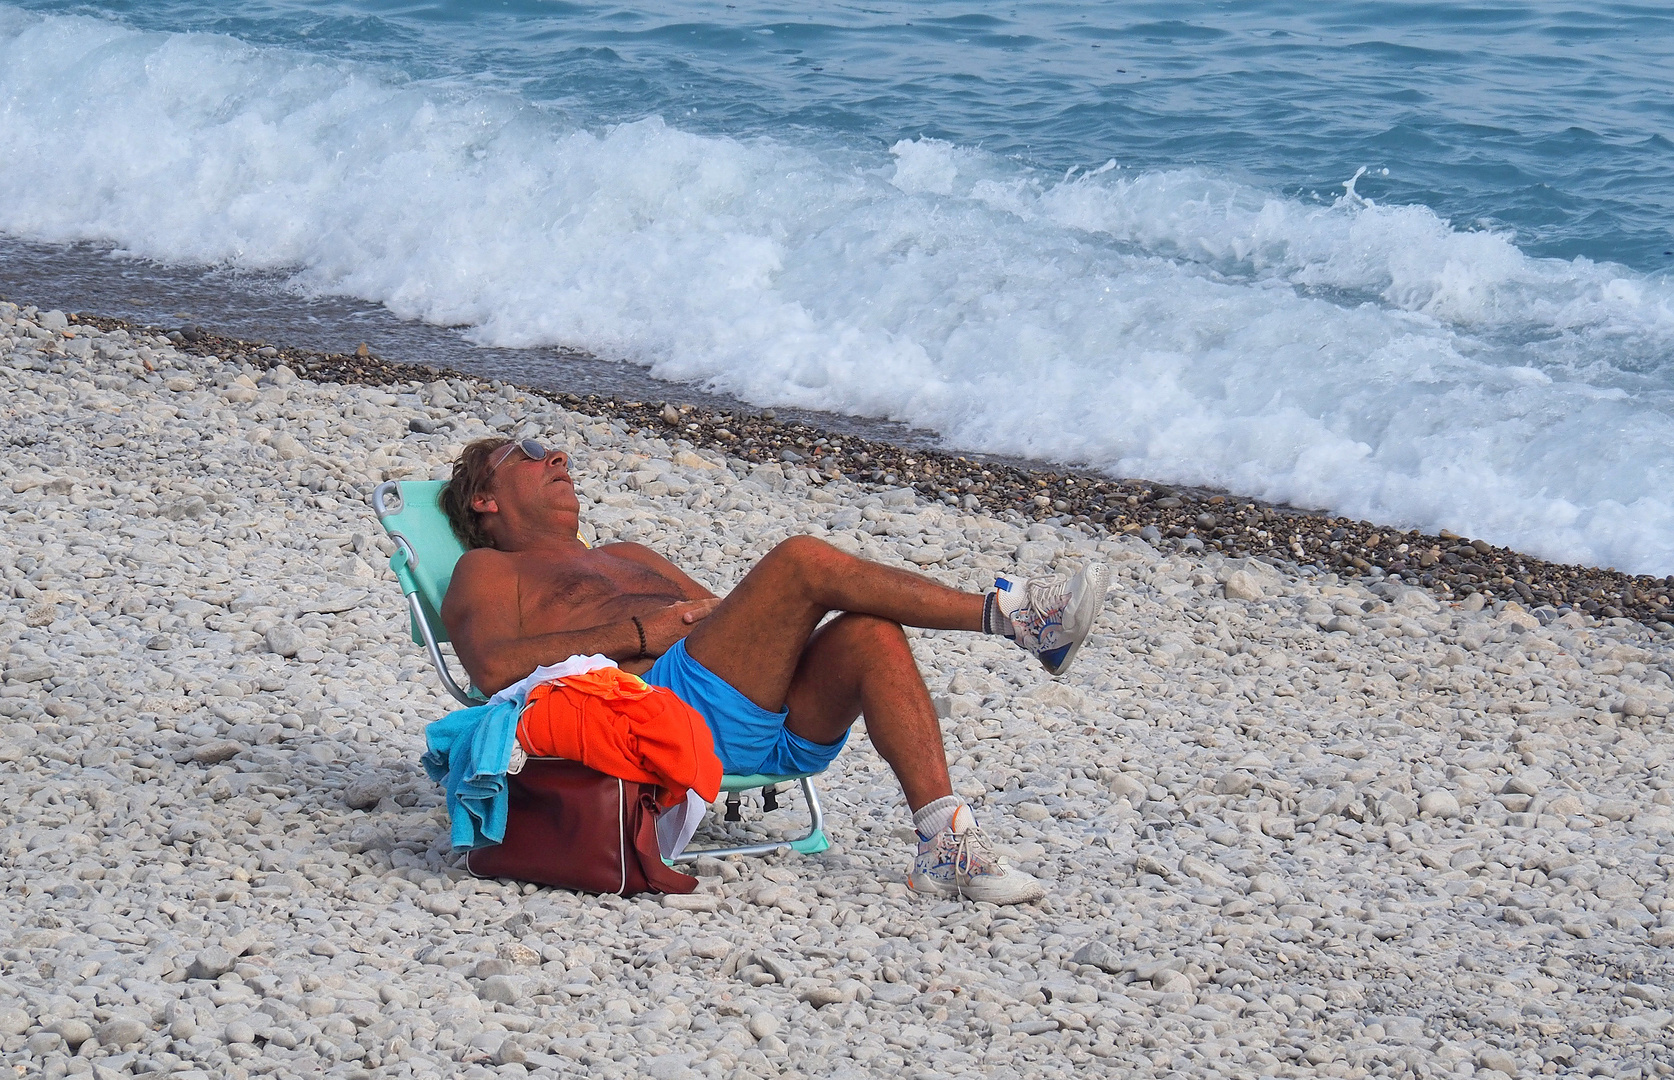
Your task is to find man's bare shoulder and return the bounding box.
[445,547,510,604]
[454,545,516,576]
[598,541,663,565]
[599,541,693,577]
[450,545,542,600]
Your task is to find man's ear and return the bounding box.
[471,492,499,515]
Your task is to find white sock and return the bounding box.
[982,588,1017,638]
[913,795,967,841]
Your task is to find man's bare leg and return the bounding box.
[682,536,1050,904]
[779,613,951,811]
[682,535,982,716]
[768,608,1044,903]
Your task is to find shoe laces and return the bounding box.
[1028,574,1069,614]
[1013,576,1068,641]
[950,826,1005,881]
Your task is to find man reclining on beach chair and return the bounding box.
[439,436,1111,904]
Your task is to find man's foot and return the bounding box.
[986,562,1111,676]
[909,806,1045,904]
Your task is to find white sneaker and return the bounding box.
[908,806,1045,904]
[987,562,1111,676]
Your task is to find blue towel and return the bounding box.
[421,699,523,850]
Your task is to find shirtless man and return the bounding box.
[440,436,1109,903]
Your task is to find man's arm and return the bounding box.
[440,548,710,695]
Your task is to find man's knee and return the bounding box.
[826,612,912,659]
[766,534,847,580]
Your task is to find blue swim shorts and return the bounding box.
[643,639,847,776]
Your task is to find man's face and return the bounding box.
[473,443,580,525]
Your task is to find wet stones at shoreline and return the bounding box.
[93,309,1674,635]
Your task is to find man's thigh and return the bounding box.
[679,537,831,711]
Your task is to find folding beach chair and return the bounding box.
[371,479,830,861]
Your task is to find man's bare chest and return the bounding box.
[516,548,682,613]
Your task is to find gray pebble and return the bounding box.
[1418,790,1461,818]
[1070,940,1121,973]
[49,1019,93,1050]
[477,975,526,1004]
[25,1032,62,1056]
[755,950,795,983]
[96,1017,149,1047]
[191,740,244,764]
[1223,569,1264,601]
[265,623,307,657]
[3,660,54,683]
[341,776,390,810]
[798,985,847,1008]
[0,1009,29,1036]
[185,946,235,981]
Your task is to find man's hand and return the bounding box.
[639,598,720,656]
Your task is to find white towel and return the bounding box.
[486,653,618,707]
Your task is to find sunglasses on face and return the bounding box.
[488,438,561,473]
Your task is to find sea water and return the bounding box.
[1,1,1671,573]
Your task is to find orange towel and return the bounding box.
[516,668,722,807]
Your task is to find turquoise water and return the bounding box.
[2,2,1673,570]
[14,1,1672,269]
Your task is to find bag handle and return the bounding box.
[632,790,698,894]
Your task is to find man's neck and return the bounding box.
[490,517,586,554]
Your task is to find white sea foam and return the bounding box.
[4,7,1673,573]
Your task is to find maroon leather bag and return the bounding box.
[464,758,698,896]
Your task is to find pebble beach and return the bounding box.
[4,302,1674,1080]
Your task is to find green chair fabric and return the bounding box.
[371,478,830,860]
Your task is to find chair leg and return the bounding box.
[671,776,829,863]
[786,776,830,855]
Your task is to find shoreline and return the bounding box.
[66,305,1674,636]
